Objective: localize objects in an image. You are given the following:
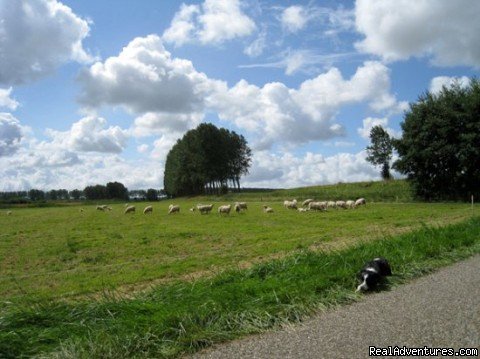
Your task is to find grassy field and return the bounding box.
[1,180,479,357]
[0,196,475,301]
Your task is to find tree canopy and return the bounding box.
[366,125,393,180]
[164,123,252,197]
[394,78,480,200]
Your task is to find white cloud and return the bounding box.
[137,144,149,154]
[358,117,400,140]
[243,150,380,188]
[429,76,471,94]
[162,4,200,47]
[0,0,94,85]
[0,113,24,156]
[78,35,223,116]
[355,0,480,67]
[46,116,129,153]
[132,112,203,138]
[244,30,267,57]
[211,61,405,149]
[163,0,256,46]
[281,6,308,33]
[0,88,19,110]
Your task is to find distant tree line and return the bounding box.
[164,123,252,197]
[0,184,165,203]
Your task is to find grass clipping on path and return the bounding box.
[2,217,480,358]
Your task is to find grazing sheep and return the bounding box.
[106,206,112,211]
[168,204,180,214]
[355,198,366,207]
[189,207,196,212]
[234,203,241,213]
[79,208,84,213]
[197,204,214,214]
[7,210,12,215]
[218,204,232,214]
[298,207,310,212]
[336,200,347,209]
[263,205,274,213]
[302,199,314,207]
[327,201,336,209]
[308,201,327,211]
[283,199,298,210]
[143,205,153,214]
[124,205,135,214]
[235,202,248,210]
[346,200,356,209]
[96,205,106,211]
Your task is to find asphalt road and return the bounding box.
[192,255,480,359]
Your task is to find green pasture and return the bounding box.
[0,199,475,301]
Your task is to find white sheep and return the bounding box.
[189,207,196,212]
[355,198,366,207]
[197,204,214,214]
[143,205,153,214]
[283,199,298,210]
[7,210,12,215]
[302,199,314,207]
[308,201,327,211]
[234,203,241,213]
[327,201,336,209]
[234,202,247,210]
[298,207,310,212]
[168,204,180,214]
[218,204,232,214]
[124,205,136,214]
[336,200,347,209]
[96,205,106,211]
[346,200,356,209]
[106,206,112,211]
[263,205,274,213]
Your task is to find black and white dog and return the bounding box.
[356,257,392,292]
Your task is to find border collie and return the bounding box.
[356,257,392,292]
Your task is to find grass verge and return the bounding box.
[1,217,479,358]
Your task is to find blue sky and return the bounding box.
[0,0,478,191]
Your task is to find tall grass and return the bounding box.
[1,217,479,358]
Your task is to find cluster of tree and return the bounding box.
[129,189,166,201]
[366,78,480,201]
[164,123,252,197]
[1,185,166,202]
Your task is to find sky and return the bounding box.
[0,0,478,191]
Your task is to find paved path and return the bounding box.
[192,255,480,359]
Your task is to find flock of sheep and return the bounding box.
[86,198,366,216]
[284,198,366,212]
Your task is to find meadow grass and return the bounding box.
[0,200,475,301]
[1,216,479,358]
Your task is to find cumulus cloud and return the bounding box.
[212,61,405,149]
[163,0,255,46]
[243,150,380,188]
[281,6,308,33]
[78,34,223,116]
[132,112,203,138]
[355,0,480,67]
[429,76,471,94]
[0,88,19,110]
[0,0,94,85]
[0,113,24,156]
[46,116,128,153]
[357,117,400,140]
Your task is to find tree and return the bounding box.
[83,185,107,200]
[394,78,480,200]
[69,189,83,200]
[146,189,159,201]
[366,125,394,180]
[106,182,129,200]
[164,123,252,197]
